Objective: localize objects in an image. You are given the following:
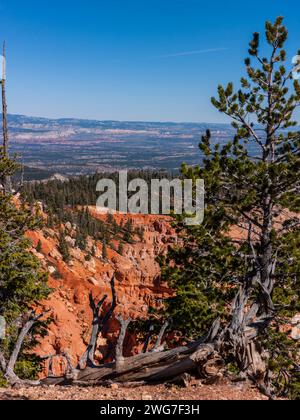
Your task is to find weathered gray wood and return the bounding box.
[151,320,169,352]
[0,351,7,372]
[1,42,8,157]
[78,294,107,369]
[1,41,12,193]
[5,311,48,386]
[42,338,213,386]
[78,275,117,369]
[115,317,131,371]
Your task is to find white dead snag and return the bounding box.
[0,351,7,372]
[41,283,224,387]
[1,41,8,157]
[205,318,221,342]
[1,41,12,193]
[42,334,218,386]
[78,275,117,369]
[151,319,169,352]
[78,294,108,369]
[5,310,49,386]
[61,352,79,380]
[98,275,117,329]
[115,316,131,371]
[40,354,56,376]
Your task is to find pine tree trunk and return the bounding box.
[1,41,12,193]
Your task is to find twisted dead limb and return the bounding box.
[40,277,226,387]
[151,319,170,353]
[0,349,7,372]
[78,275,117,369]
[42,302,223,387]
[40,259,271,390]
[3,310,49,386]
[78,294,108,369]
[1,273,270,391]
[142,324,154,353]
[115,316,131,371]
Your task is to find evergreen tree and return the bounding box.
[162,17,300,397]
[112,218,119,234]
[36,239,42,253]
[124,219,134,243]
[0,151,50,382]
[102,238,108,259]
[58,230,71,263]
[106,212,114,225]
[136,226,145,242]
[75,228,87,251]
[117,242,124,256]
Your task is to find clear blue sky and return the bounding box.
[1,0,300,122]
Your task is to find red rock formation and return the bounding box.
[26,211,176,375]
[26,206,300,377]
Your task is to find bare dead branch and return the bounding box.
[78,274,117,369]
[5,310,49,385]
[78,294,108,369]
[0,351,7,372]
[115,316,131,371]
[142,324,154,353]
[62,352,79,380]
[6,311,47,377]
[99,275,117,329]
[151,319,169,352]
[205,318,221,342]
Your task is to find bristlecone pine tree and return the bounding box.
[161,17,300,398]
[0,151,50,385]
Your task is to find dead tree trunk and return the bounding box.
[41,283,224,387]
[1,41,12,193]
[78,276,117,369]
[40,266,274,389]
[0,275,269,389]
[2,42,8,157]
[150,320,170,353]
[78,294,108,369]
[2,311,49,386]
[0,274,269,389]
[115,316,131,372]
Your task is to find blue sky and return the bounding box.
[0,0,300,122]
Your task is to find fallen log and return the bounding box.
[42,343,218,385]
[1,274,271,392]
[2,310,49,387]
[41,281,224,386]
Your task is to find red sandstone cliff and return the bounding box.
[26,211,176,375]
[27,207,300,376]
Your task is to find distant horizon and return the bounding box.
[4,112,234,126]
[4,113,300,129]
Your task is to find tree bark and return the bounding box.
[78,275,117,369]
[4,311,48,386]
[1,41,12,193]
[42,342,217,386]
[115,317,131,371]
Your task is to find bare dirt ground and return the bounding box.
[0,381,268,401]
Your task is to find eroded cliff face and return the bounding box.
[26,211,176,375]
